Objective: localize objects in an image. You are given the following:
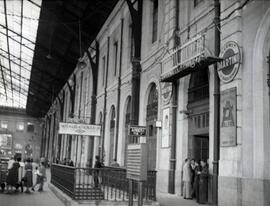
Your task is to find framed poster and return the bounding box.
[162,108,170,148]
[220,87,237,147]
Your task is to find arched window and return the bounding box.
[109,106,116,164]
[146,83,158,170]
[124,96,131,166]
[147,84,158,119]
[188,68,209,103]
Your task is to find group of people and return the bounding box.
[2,156,47,194]
[182,158,209,204]
[55,158,74,167]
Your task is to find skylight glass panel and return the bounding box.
[0,0,41,108]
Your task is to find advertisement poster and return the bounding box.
[220,87,237,147]
[162,108,170,148]
[0,134,12,149]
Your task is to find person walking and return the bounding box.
[23,158,33,193]
[6,156,20,193]
[32,161,46,192]
[183,158,192,199]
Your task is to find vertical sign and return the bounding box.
[220,87,237,147]
[162,108,170,147]
[126,144,147,181]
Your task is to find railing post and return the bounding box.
[129,179,133,206]
[73,167,76,199]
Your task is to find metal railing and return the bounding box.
[51,164,156,201]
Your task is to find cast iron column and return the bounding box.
[168,82,178,194]
[213,0,220,205]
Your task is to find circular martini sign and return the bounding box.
[218,41,241,83]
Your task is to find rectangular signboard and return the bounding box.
[162,108,170,148]
[0,134,12,149]
[59,122,101,136]
[126,144,147,181]
[220,87,237,147]
[128,125,146,137]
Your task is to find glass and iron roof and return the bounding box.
[0,0,41,108]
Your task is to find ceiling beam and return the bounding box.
[27,0,41,8]
[3,0,14,101]
[0,60,7,100]
[0,64,52,96]
[0,53,66,85]
[19,0,24,98]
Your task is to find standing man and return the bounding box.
[93,156,102,187]
[183,158,192,199]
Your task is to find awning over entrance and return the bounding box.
[160,34,222,82]
[160,56,222,82]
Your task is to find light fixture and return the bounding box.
[77,57,86,69]
[77,19,86,69]
[179,109,192,115]
[46,53,53,60]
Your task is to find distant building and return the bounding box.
[0,106,42,161]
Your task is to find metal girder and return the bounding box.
[0,30,34,52]
[0,64,52,96]
[0,23,35,45]
[19,0,23,99]
[0,53,66,85]
[3,0,14,101]
[0,60,7,99]
[0,23,74,66]
[27,0,41,8]
[0,82,51,105]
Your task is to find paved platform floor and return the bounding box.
[0,169,64,206]
[0,168,209,206]
[157,192,210,206]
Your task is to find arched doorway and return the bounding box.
[146,84,158,170]
[124,96,131,167]
[187,68,209,161]
[109,106,116,165]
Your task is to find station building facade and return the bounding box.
[41,0,270,205]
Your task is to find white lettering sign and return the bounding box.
[59,122,101,136]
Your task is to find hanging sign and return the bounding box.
[160,34,206,82]
[218,41,241,83]
[220,87,237,147]
[128,125,146,137]
[59,122,101,136]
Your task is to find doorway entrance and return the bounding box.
[187,68,209,161]
[192,135,209,162]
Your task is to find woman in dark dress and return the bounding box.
[6,157,20,192]
[24,158,33,193]
[197,160,208,204]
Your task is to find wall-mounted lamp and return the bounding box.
[179,110,192,115]
[77,58,87,69]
